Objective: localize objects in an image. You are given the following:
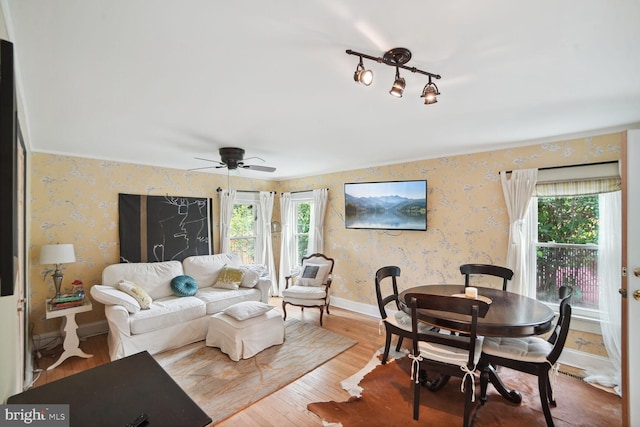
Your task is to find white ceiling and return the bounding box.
[4,1,640,180]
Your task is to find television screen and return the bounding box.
[344,180,427,231]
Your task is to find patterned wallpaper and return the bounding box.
[29,134,622,360]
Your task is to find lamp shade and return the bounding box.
[40,244,76,265]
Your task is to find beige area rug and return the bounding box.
[153,318,357,425]
[309,351,621,427]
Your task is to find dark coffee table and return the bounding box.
[8,351,211,427]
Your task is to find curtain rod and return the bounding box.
[215,187,276,194]
[501,160,618,175]
[281,188,329,194]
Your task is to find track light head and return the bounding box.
[421,77,440,105]
[353,57,373,86]
[389,67,405,97]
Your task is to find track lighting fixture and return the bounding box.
[353,56,373,86]
[346,47,441,105]
[389,67,405,97]
[421,75,440,104]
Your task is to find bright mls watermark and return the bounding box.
[0,405,69,427]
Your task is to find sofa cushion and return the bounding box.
[182,253,242,288]
[223,301,274,321]
[102,260,184,300]
[90,285,141,313]
[129,296,206,335]
[170,275,198,297]
[239,264,266,288]
[195,287,262,314]
[117,279,153,309]
[213,266,244,290]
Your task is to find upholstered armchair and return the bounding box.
[282,253,334,326]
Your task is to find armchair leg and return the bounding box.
[282,301,288,321]
[319,307,324,326]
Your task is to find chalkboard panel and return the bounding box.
[119,194,212,263]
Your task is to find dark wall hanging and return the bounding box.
[118,194,212,263]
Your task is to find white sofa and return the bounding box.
[90,253,271,360]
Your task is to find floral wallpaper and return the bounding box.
[29,157,276,335]
[29,133,622,359]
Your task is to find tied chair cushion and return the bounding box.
[419,335,485,366]
[387,310,433,333]
[482,336,553,363]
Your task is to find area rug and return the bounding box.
[154,318,357,425]
[308,352,621,427]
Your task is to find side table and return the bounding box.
[45,298,94,370]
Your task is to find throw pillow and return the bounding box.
[90,285,141,314]
[240,264,266,288]
[298,262,331,287]
[223,301,274,321]
[117,279,153,309]
[213,265,245,290]
[170,275,198,297]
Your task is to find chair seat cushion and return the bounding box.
[419,336,484,366]
[386,311,433,333]
[282,285,326,300]
[482,336,552,363]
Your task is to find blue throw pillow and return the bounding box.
[171,275,198,297]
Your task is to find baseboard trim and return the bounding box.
[330,296,611,372]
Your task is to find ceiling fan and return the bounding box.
[191,147,276,173]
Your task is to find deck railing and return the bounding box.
[536,242,599,310]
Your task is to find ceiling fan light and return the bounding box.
[389,77,405,97]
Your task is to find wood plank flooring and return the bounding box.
[31,298,387,426]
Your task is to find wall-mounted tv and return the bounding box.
[344,180,427,231]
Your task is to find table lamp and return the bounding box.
[40,244,76,298]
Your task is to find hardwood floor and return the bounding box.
[31,298,387,426]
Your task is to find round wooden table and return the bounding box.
[398,284,555,404]
[399,285,555,337]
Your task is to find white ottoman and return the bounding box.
[206,309,285,361]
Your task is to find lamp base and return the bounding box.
[52,268,63,299]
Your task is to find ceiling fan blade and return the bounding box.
[187,165,221,171]
[194,157,224,165]
[243,164,276,172]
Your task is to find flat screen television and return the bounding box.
[344,180,427,231]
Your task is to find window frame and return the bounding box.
[290,191,313,268]
[229,192,260,264]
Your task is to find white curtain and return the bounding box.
[219,189,236,254]
[585,191,622,396]
[500,168,538,295]
[278,193,295,296]
[257,191,277,295]
[307,188,328,254]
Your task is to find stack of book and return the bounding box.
[50,293,84,310]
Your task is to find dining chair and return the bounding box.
[479,300,573,427]
[405,292,490,426]
[282,253,334,326]
[459,263,514,291]
[374,266,433,364]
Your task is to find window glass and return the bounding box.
[536,195,599,309]
[230,203,256,264]
[294,201,311,265]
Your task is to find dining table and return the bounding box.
[398,284,555,404]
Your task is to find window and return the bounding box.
[531,161,620,319]
[293,201,311,265]
[229,192,261,264]
[536,195,599,310]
